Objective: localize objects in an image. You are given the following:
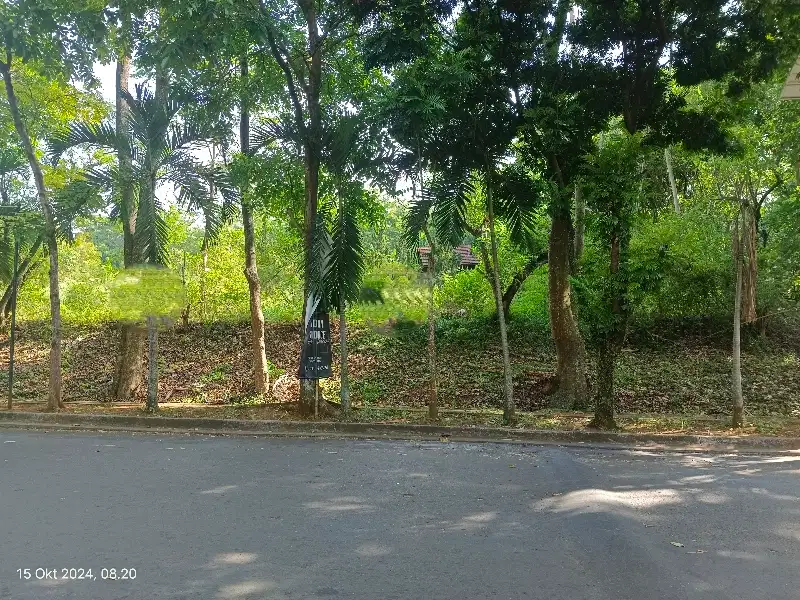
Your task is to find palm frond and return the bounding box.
[427,174,470,247]
[82,165,119,193]
[209,166,240,223]
[52,179,104,228]
[307,212,332,302]
[124,85,176,149]
[323,115,361,176]
[134,192,170,266]
[251,117,301,154]
[402,193,433,251]
[48,122,120,160]
[493,164,545,247]
[162,151,210,212]
[0,233,12,281]
[325,195,365,310]
[168,122,209,152]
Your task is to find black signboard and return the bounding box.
[299,309,332,379]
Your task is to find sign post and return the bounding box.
[299,293,332,417]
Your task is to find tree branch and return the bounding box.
[501,251,548,318]
[255,0,307,138]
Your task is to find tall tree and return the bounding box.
[239,53,271,396]
[253,0,360,415]
[569,0,784,427]
[391,41,532,424]
[732,204,745,427]
[110,5,148,402]
[0,0,107,410]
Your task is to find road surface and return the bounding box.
[1,431,798,600]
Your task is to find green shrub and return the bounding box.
[508,266,550,330]
[435,268,494,317]
[19,235,116,324]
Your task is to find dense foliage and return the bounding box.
[0,0,798,428]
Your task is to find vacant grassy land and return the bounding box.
[2,319,798,423]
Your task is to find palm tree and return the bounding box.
[321,117,370,413]
[50,84,227,403]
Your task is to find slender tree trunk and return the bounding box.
[7,236,18,409]
[117,54,136,267]
[112,51,147,402]
[665,147,680,215]
[339,305,349,413]
[732,212,744,427]
[0,237,41,324]
[548,208,589,409]
[573,183,585,262]
[423,228,438,421]
[485,167,515,426]
[240,58,270,396]
[299,0,324,416]
[146,315,158,412]
[740,206,758,324]
[1,59,62,410]
[201,235,208,320]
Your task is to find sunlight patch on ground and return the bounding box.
[775,522,800,542]
[749,487,799,502]
[216,579,276,599]
[304,496,373,512]
[532,488,683,515]
[355,543,393,557]
[677,474,718,484]
[716,550,765,562]
[207,553,259,568]
[200,485,239,495]
[451,510,498,530]
[695,492,728,504]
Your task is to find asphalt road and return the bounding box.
[1,432,798,600]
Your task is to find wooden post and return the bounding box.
[147,315,158,412]
[665,147,681,214]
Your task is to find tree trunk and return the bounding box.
[201,238,208,320]
[589,339,617,429]
[298,0,324,417]
[485,167,516,426]
[146,315,158,412]
[548,208,589,410]
[240,55,270,396]
[589,234,625,430]
[339,306,349,413]
[665,147,680,215]
[0,237,42,324]
[117,54,136,267]
[112,324,147,401]
[7,236,18,409]
[732,213,744,427]
[1,59,62,411]
[740,205,758,324]
[423,228,438,421]
[573,183,585,262]
[112,52,147,402]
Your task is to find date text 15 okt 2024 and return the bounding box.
[17,567,137,581]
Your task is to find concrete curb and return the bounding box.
[1,411,799,452]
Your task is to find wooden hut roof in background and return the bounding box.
[417,245,480,269]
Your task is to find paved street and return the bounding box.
[1,431,798,600]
